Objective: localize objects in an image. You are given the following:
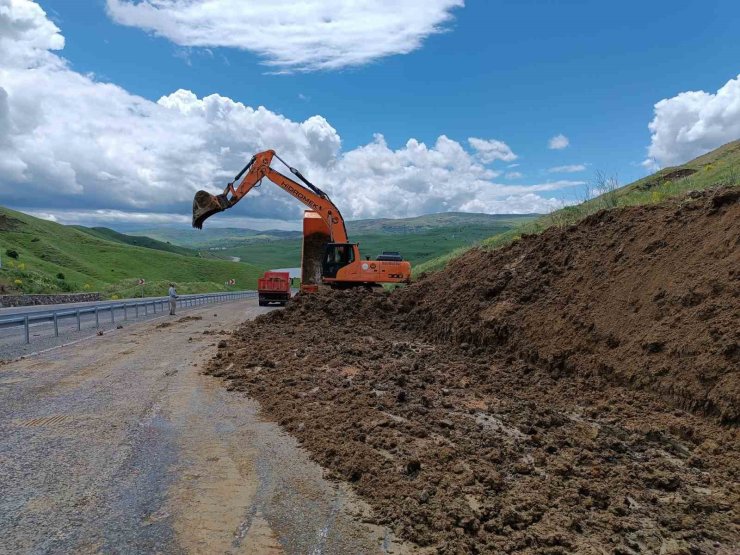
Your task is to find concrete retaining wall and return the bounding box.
[0,293,101,307]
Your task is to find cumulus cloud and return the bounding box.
[0,0,571,227]
[643,74,740,169]
[105,0,464,72]
[548,134,569,150]
[548,164,586,173]
[468,138,518,164]
[26,209,190,226]
[505,171,523,179]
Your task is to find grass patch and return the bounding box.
[0,206,262,298]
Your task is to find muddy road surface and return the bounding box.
[0,300,412,554]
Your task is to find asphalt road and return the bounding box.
[0,299,414,554]
[0,302,161,352]
[0,295,255,361]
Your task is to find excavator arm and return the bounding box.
[192,150,348,243]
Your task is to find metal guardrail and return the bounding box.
[0,291,256,344]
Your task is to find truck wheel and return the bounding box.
[258,300,266,307]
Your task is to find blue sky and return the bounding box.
[1,0,739,229]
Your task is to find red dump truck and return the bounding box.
[257,271,291,306]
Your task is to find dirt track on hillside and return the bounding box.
[206,188,739,554]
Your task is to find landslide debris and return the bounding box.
[205,188,739,554]
[404,187,739,422]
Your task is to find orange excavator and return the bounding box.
[192,150,411,291]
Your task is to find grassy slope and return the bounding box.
[0,207,263,298]
[135,226,302,249]
[72,226,196,257]
[414,139,740,275]
[214,216,536,269]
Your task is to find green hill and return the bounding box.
[72,226,196,257]
[0,207,262,298]
[415,139,740,275]
[133,226,302,249]
[209,214,536,269]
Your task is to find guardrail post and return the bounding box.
[110,306,115,324]
[95,307,99,328]
[24,315,30,344]
[53,312,59,337]
[124,305,128,321]
[135,304,139,318]
[76,309,81,331]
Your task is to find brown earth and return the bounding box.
[205,188,739,554]
[0,214,22,231]
[637,168,698,191]
[177,315,203,323]
[402,187,739,422]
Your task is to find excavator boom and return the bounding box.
[192,150,411,289]
[193,150,347,243]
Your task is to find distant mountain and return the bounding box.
[207,213,536,270]
[131,213,536,249]
[131,226,302,249]
[347,212,536,234]
[72,226,197,257]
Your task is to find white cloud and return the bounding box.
[643,74,740,169]
[26,209,190,226]
[468,138,518,163]
[548,164,586,173]
[0,0,572,228]
[0,0,65,68]
[105,0,464,72]
[459,193,569,215]
[548,134,569,150]
[505,171,523,179]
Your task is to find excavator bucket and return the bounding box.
[192,191,229,229]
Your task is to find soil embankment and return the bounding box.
[206,188,739,554]
[403,187,739,421]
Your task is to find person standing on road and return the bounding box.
[168,283,179,315]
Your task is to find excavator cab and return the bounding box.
[322,243,357,278]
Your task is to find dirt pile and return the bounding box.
[177,315,203,323]
[205,188,739,554]
[402,187,739,421]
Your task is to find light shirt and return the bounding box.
[168,287,177,298]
